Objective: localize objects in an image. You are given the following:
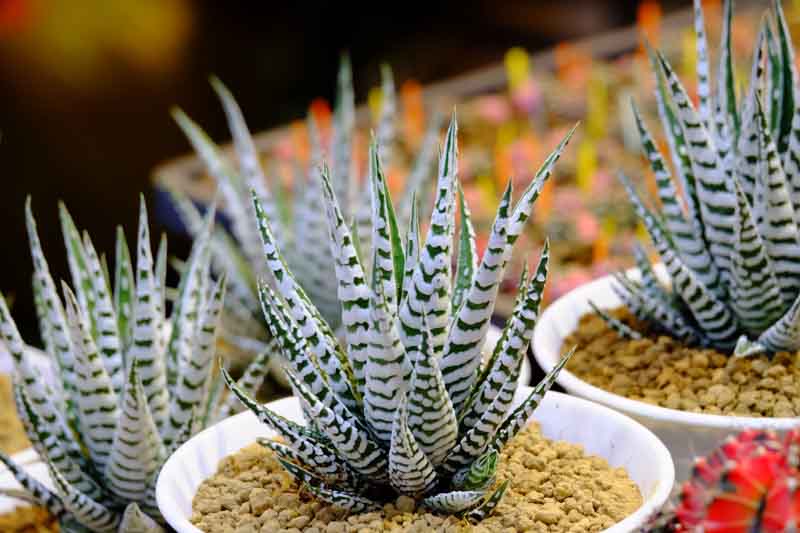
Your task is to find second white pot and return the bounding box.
[532,266,800,482]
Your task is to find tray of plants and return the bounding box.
[534,0,800,483]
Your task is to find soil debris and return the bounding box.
[191,422,641,532]
[566,308,800,417]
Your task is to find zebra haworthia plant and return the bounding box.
[223,114,576,519]
[168,58,440,360]
[0,197,253,532]
[605,0,800,357]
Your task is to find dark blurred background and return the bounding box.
[0,0,687,339]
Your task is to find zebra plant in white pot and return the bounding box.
[168,58,440,364]
[604,0,800,357]
[0,197,262,532]
[221,115,576,518]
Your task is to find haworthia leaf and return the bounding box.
[398,115,458,368]
[59,203,97,339]
[401,193,421,305]
[119,502,162,533]
[396,113,442,230]
[589,302,642,340]
[466,480,510,522]
[774,0,797,153]
[105,361,164,504]
[0,452,65,518]
[114,226,136,351]
[376,64,397,169]
[364,277,409,444]
[127,198,169,432]
[422,489,484,514]
[750,99,800,301]
[457,243,549,433]
[451,450,498,492]
[166,204,214,396]
[0,293,101,500]
[405,312,458,467]
[657,51,736,276]
[304,484,381,513]
[260,439,361,491]
[729,182,785,334]
[388,397,437,497]
[172,108,263,277]
[757,289,800,353]
[47,459,121,533]
[632,102,721,296]
[489,347,574,453]
[452,184,478,314]
[210,76,284,246]
[331,55,356,217]
[63,286,119,475]
[692,0,713,133]
[164,273,225,448]
[442,126,576,414]
[318,164,371,399]
[26,199,78,422]
[215,342,275,422]
[716,0,739,140]
[285,369,389,481]
[81,232,125,397]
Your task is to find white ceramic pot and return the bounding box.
[532,267,800,483]
[157,389,674,533]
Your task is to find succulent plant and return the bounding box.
[605,0,800,356]
[0,198,249,532]
[223,114,576,520]
[646,428,800,532]
[167,59,440,362]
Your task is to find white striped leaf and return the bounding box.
[114,226,136,352]
[451,450,497,491]
[758,290,800,353]
[406,312,457,467]
[457,243,549,432]
[284,369,389,481]
[260,439,362,492]
[729,182,785,334]
[318,164,372,399]
[0,452,65,519]
[164,273,225,448]
[332,55,356,217]
[489,347,574,453]
[63,287,119,476]
[452,184,478,314]
[422,489,484,514]
[59,204,97,340]
[388,396,437,497]
[127,199,169,432]
[657,51,737,275]
[442,126,576,414]
[465,480,510,522]
[81,232,125,396]
[632,102,721,296]
[47,458,120,533]
[304,484,381,513]
[119,502,162,533]
[105,361,164,504]
[692,0,713,133]
[589,301,642,341]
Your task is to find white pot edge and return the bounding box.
[156,389,675,533]
[532,266,800,432]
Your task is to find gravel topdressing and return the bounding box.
[191,422,641,533]
[565,308,800,417]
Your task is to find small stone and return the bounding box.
[535,503,563,524]
[249,488,271,515]
[287,515,310,529]
[396,495,416,513]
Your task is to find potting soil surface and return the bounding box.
[191,422,641,532]
[565,308,800,417]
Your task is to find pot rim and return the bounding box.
[156,389,674,533]
[532,268,800,431]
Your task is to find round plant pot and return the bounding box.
[156,389,674,533]
[532,267,800,483]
